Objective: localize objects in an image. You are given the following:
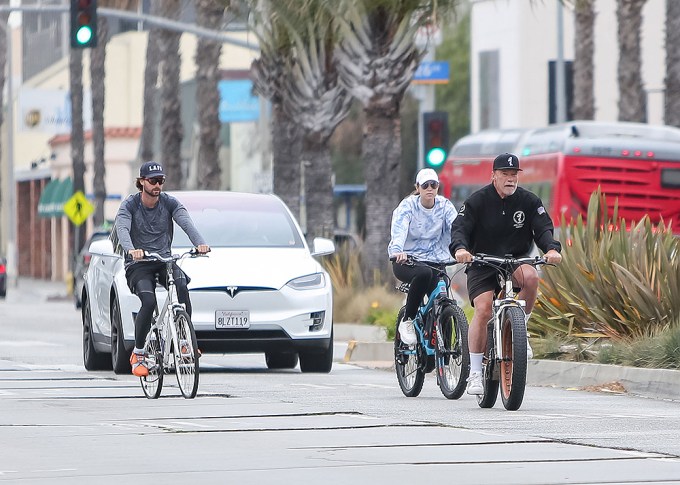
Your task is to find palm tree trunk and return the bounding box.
[90,16,109,226]
[0,13,9,213]
[572,0,595,120]
[302,132,334,242]
[140,10,162,163]
[616,0,647,122]
[665,0,680,127]
[195,0,225,190]
[159,0,183,189]
[70,48,86,254]
[362,102,401,284]
[271,102,302,220]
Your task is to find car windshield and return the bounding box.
[173,205,305,249]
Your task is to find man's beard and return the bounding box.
[143,186,160,197]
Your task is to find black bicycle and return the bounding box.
[469,254,550,411]
[392,257,470,399]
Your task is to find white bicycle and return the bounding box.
[138,249,204,399]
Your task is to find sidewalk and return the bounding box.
[339,327,680,402]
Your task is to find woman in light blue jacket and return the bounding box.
[387,168,458,345]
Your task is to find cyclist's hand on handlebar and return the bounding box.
[128,249,144,261]
[454,248,473,263]
[543,249,562,265]
[196,244,211,255]
[393,252,408,264]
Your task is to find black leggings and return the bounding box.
[131,266,191,349]
[392,261,439,320]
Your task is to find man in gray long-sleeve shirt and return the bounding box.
[115,161,210,377]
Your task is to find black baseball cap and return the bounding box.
[139,161,165,178]
[493,153,522,171]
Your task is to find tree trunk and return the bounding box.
[302,132,334,242]
[271,102,302,221]
[572,0,596,120]
[90,17,109,226]
[195,0,224,190]
[140,15,162,163]
[70,48,86,254]
[159,0,183,189]
[0,13,8,215]
[665,0,680,127]
[616,0,647,122]
[362,102,401,284]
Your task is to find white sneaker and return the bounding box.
[466,371,484,395]
[527,339,534,359]
[398,318,417,345]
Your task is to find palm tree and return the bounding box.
[90,1,139,226]
[616,0,647,122]
[140,1,163,164]
[333,0,459,280]
[195,0,226,190]
[69,48,86,253]
[665,0,680,127]
[250,2,303,219]
[159,0,183,189]
[0,13,9,215]
[572,0,595,120]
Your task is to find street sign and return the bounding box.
[64,191,95,226]
[413,61,450,84]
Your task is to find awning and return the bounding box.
[37,177,73,218]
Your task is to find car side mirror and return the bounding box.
[88,238,115,256]
[311,237,335,257]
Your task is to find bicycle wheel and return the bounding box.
[173,310,200,399]
[141,327,164,399]
[394,307,425,397]
[477,320,499,408]
[500,306,528,411]
[436,304,470,399]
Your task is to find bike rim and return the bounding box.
[174,315,198,397]
[500,319,513,398]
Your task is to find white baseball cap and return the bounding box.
[415,168,439,186]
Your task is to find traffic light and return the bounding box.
[70,0,98,49]
[423,111,449,171]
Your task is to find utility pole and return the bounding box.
[556,0,566,124]
[5,22,16,287]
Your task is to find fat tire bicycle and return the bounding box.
[137,249,204,399]
[392,257,470,399]
[469,254,550,411]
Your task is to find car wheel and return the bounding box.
[82,296,112,371]
[299,330,333,373]
[265,351,299,369]
[111,297,132,375]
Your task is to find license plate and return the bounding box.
[215,310,250,329]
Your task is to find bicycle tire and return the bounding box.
[393,307,425,397]
[141,327,164,399]
[436,304,470,399]
[477,320,499,408]
[173,310,200,399]
[500,306,527,411]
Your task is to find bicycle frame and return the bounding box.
[490,275,526,368]
[151,258,187,370]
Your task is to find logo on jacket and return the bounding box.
[513,211,525,228]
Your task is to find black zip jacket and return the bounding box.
[449,184,561,257]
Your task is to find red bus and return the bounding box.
[438,121,680,230]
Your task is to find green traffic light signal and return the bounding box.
[75,25,93,46]
[426,147,447,167]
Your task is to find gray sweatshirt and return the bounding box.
[115,192,206,266]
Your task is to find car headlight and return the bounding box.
[286,273,325,290]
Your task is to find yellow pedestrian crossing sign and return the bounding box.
[64,190,95,226]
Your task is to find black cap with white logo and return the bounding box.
[493,153,522,171]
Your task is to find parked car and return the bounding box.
[82,191,335,374]
[73,227,111,309]
[0,256,6,298]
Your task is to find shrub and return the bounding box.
[532,188,680,341]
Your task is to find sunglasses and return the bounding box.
[146,177,165,185]
[420,181,439,190]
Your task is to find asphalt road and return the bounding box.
[2,279,680,484]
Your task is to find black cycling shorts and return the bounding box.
[125,261,190,293]
[466,265,500,306]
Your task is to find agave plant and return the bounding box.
[532,188,680,341]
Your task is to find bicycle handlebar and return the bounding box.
[468,253,552,268]
[137,248,208,263]
[389,255,458,269]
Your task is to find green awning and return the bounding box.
[37,177,73,218]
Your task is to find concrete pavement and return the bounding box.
[10,277,680,402]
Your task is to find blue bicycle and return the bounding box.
[393,258,470,399]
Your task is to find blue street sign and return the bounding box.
[413,61,450,84]
[218,80,260,122]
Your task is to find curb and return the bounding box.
[343,341,680,401]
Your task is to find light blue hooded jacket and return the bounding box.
[388,194,458,263]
